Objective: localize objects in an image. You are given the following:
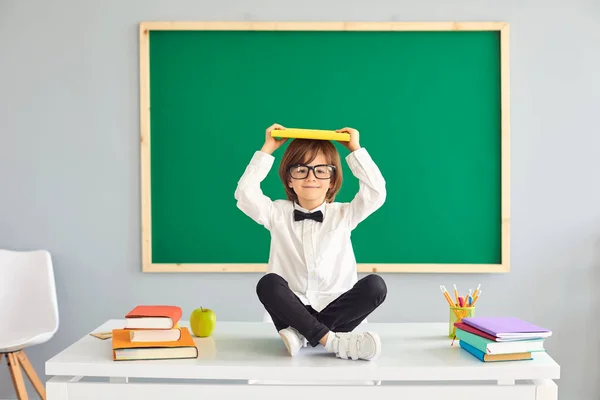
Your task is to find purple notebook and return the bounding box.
[461,317,552,338]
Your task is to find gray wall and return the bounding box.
[1,0,599,398]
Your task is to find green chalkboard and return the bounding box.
[140,22,510,273]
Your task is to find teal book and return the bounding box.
[459,340,533,362]
[456,328,546,355]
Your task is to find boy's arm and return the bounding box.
[345,147,387,230]
[234,150,276,230]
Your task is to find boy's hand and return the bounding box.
[336,127,361,152]
[261,123,288,154]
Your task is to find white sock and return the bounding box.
[324,332,336,352]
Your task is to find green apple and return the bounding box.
[190,307,216,337]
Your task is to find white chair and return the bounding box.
[0,249,59,400]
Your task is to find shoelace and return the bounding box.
[334,332,363,360]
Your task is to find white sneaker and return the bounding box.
[278,327,308,356]
[329,331,381,361]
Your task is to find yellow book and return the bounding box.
[112,327,198,361]
[271,128,350,142]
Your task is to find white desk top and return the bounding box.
[45,320,560,382]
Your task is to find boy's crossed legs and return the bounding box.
[256,273,387,361]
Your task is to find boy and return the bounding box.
[234,123,387,361]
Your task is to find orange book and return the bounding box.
[112,327,198,361]
[124,305,182,329]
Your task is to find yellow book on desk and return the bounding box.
[112,327,198,361]
[271,128,350,142]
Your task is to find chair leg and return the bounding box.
[7,352,28,400]
[17,350,47,400]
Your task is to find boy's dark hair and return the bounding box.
[278,139,343,203]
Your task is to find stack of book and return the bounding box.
[454,317,552,362]
[111,305,198,361]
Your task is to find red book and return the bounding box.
[125,305,182,329]
[454,322,500,341]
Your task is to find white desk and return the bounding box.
[45,320,560,400]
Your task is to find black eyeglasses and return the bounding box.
[289,164,336,180]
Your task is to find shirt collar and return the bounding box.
[294,201,326,215]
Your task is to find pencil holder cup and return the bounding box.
[449,306,475,337]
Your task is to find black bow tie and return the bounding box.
[294,209,324,223]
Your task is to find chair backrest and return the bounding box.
[0,249,59,334]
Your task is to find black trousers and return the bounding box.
[256,273,387,347]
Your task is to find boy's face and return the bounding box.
[288,151,334,207]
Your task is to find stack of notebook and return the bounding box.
[111,305,198,361]
[454,317,552,362]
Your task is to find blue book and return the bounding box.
[459,339,533,362]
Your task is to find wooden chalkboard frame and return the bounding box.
[139,21,510,273]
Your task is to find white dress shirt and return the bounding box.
[234,147,386,319]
